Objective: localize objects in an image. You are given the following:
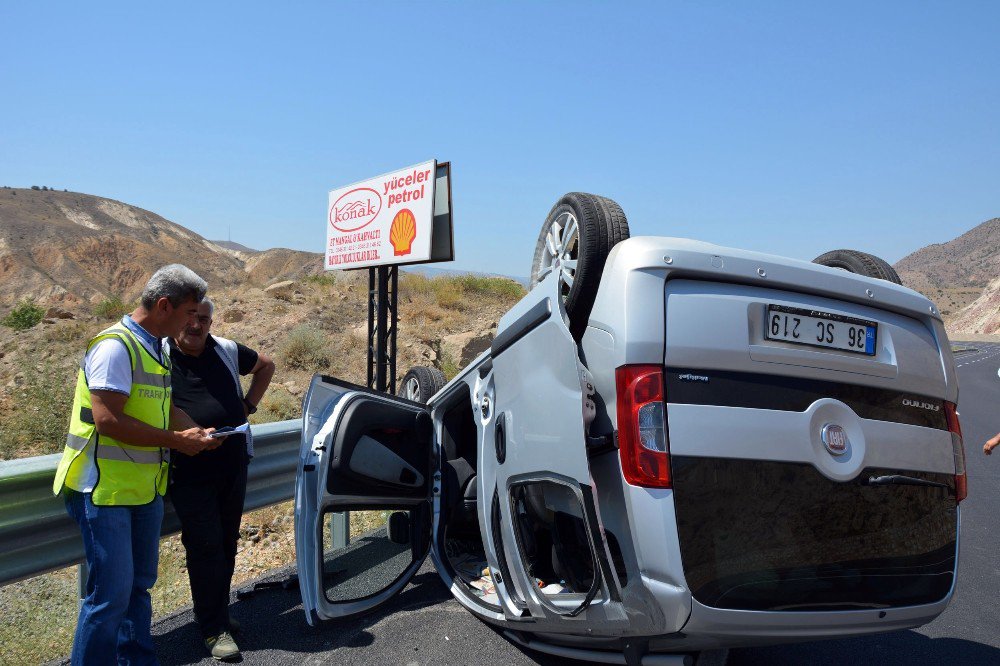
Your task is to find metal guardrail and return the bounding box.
[0,419,302,587]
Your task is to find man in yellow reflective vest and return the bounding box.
[54,264,221,665]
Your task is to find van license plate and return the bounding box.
[765,305,877,355]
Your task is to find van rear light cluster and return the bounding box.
[615,365,671,488]
[944,401,967,503]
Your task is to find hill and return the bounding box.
[0,187,321,308]
[891,217,1000,327]
[210,240,259,254]
[894,217,1000,293]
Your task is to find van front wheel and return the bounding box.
[530,192,630,340]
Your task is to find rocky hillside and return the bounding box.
[949,276,1000,336]
[894,217,1000,293]
[892,217,1000,335]
[0,186,525,460]
[0,187,320,308]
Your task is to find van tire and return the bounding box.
[397,366,447,403]
[812,249,902,285]
[530,192,630,339]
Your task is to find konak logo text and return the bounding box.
[331,188,382,232]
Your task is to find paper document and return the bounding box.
[210,422,250,439]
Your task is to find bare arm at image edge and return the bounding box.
[984,432,1000,455]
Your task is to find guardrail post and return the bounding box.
[330,511,349,550]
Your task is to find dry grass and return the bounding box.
[399,273,524,312]
[0,357,76,460]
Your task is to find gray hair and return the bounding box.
[140,264,208,310]
[202,297,215,317]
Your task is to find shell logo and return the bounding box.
[389,209,417,256]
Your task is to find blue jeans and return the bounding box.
[64,490,163,666]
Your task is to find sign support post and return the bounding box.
[367,265,399,393]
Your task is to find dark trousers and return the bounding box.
[169,462,247,638]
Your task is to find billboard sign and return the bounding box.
[326,159,447,270]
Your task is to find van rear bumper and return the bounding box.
[678,591,952,644]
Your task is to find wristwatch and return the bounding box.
[243,398,258,415]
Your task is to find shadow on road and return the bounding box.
[152,562,588,665]
[729,630,1000,665]
[153,568,453,665]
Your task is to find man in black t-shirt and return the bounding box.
[168,298,274,661]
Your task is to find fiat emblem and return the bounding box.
[821,424,849,456]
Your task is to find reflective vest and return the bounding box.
[53,324,171,505]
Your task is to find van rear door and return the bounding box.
[662,278,960,612]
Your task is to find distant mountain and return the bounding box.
[894,218,1000,293]
[211,240,259,254]
[0,188,321,308]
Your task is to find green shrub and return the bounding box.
[94,296,131,320]
[438,351,461,380]
[281,324,331,371]
[2,299,45,330]
[302,273,337,288]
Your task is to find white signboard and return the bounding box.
[326,159,437,270]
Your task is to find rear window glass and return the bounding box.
[671,457,957,611]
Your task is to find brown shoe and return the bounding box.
[205,631,241,661]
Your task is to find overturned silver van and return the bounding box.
[294,193,965,664]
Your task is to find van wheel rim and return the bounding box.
[537,211,579,298]
[404,377,421,401]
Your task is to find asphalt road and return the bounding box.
[148,342,1000,665]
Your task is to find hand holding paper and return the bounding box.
[209,422,250,439]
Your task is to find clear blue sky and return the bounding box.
[1,1,997,277]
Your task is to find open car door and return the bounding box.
[295,375,434,625]
[477,267,628,633]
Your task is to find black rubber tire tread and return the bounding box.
[530,192,630,339]
[396,366,447,403]
[812,249,902,285]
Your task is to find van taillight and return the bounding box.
[945,401,967,503]
[615,365,670,488]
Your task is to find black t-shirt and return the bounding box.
[168,336,258,484]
